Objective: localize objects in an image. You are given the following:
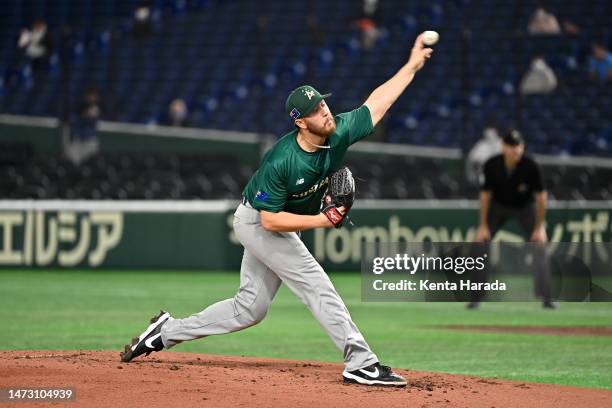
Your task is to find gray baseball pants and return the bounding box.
[488,201,551,300]
[470,201,552,302]
[160,203,378,372]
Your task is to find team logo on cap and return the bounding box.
[303,89,315,100]
[289,108,301,119]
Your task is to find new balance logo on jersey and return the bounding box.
[296,178,304,185]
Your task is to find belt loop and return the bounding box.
[242,197,255,209]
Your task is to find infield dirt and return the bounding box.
[1,350,611,407]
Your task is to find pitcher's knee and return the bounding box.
[235,305,268,328]
[233,292,271,327]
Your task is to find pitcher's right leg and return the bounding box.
[160,249,282,348]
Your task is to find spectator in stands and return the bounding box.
[306,12,324,46]
[465,124,502,185]
[355,0,382,50]
[74,88,102,141]
[165,98,190,127]
[66,87,102,164]
[17,18,52,71]
[519,56,558,95]
[133,2,152,38]
[527,7,561,35]
[588,43,612,82]
[562,20,580,36]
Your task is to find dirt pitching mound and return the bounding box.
[1,350,610,408]
[441,326,612,337]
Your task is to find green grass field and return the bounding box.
[1,270,611,389]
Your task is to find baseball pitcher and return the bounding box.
[120,33,433,387]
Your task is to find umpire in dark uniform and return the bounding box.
[471,129,555,309]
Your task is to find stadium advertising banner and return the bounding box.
[0,201,610,271]
[307,205,612,271]
[0,203,231,269]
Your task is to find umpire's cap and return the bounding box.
[285,85,331,120]
[502,129,525,146]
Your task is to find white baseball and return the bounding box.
[423,30,439,46]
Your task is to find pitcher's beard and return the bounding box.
[309,120,336,138]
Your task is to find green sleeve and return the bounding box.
[336,105,374,145]
[249,162,287,213]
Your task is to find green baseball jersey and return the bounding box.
[243,105,374,215]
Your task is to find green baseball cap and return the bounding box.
[285,85,332,120]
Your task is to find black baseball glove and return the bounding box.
[321,166,355,228]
